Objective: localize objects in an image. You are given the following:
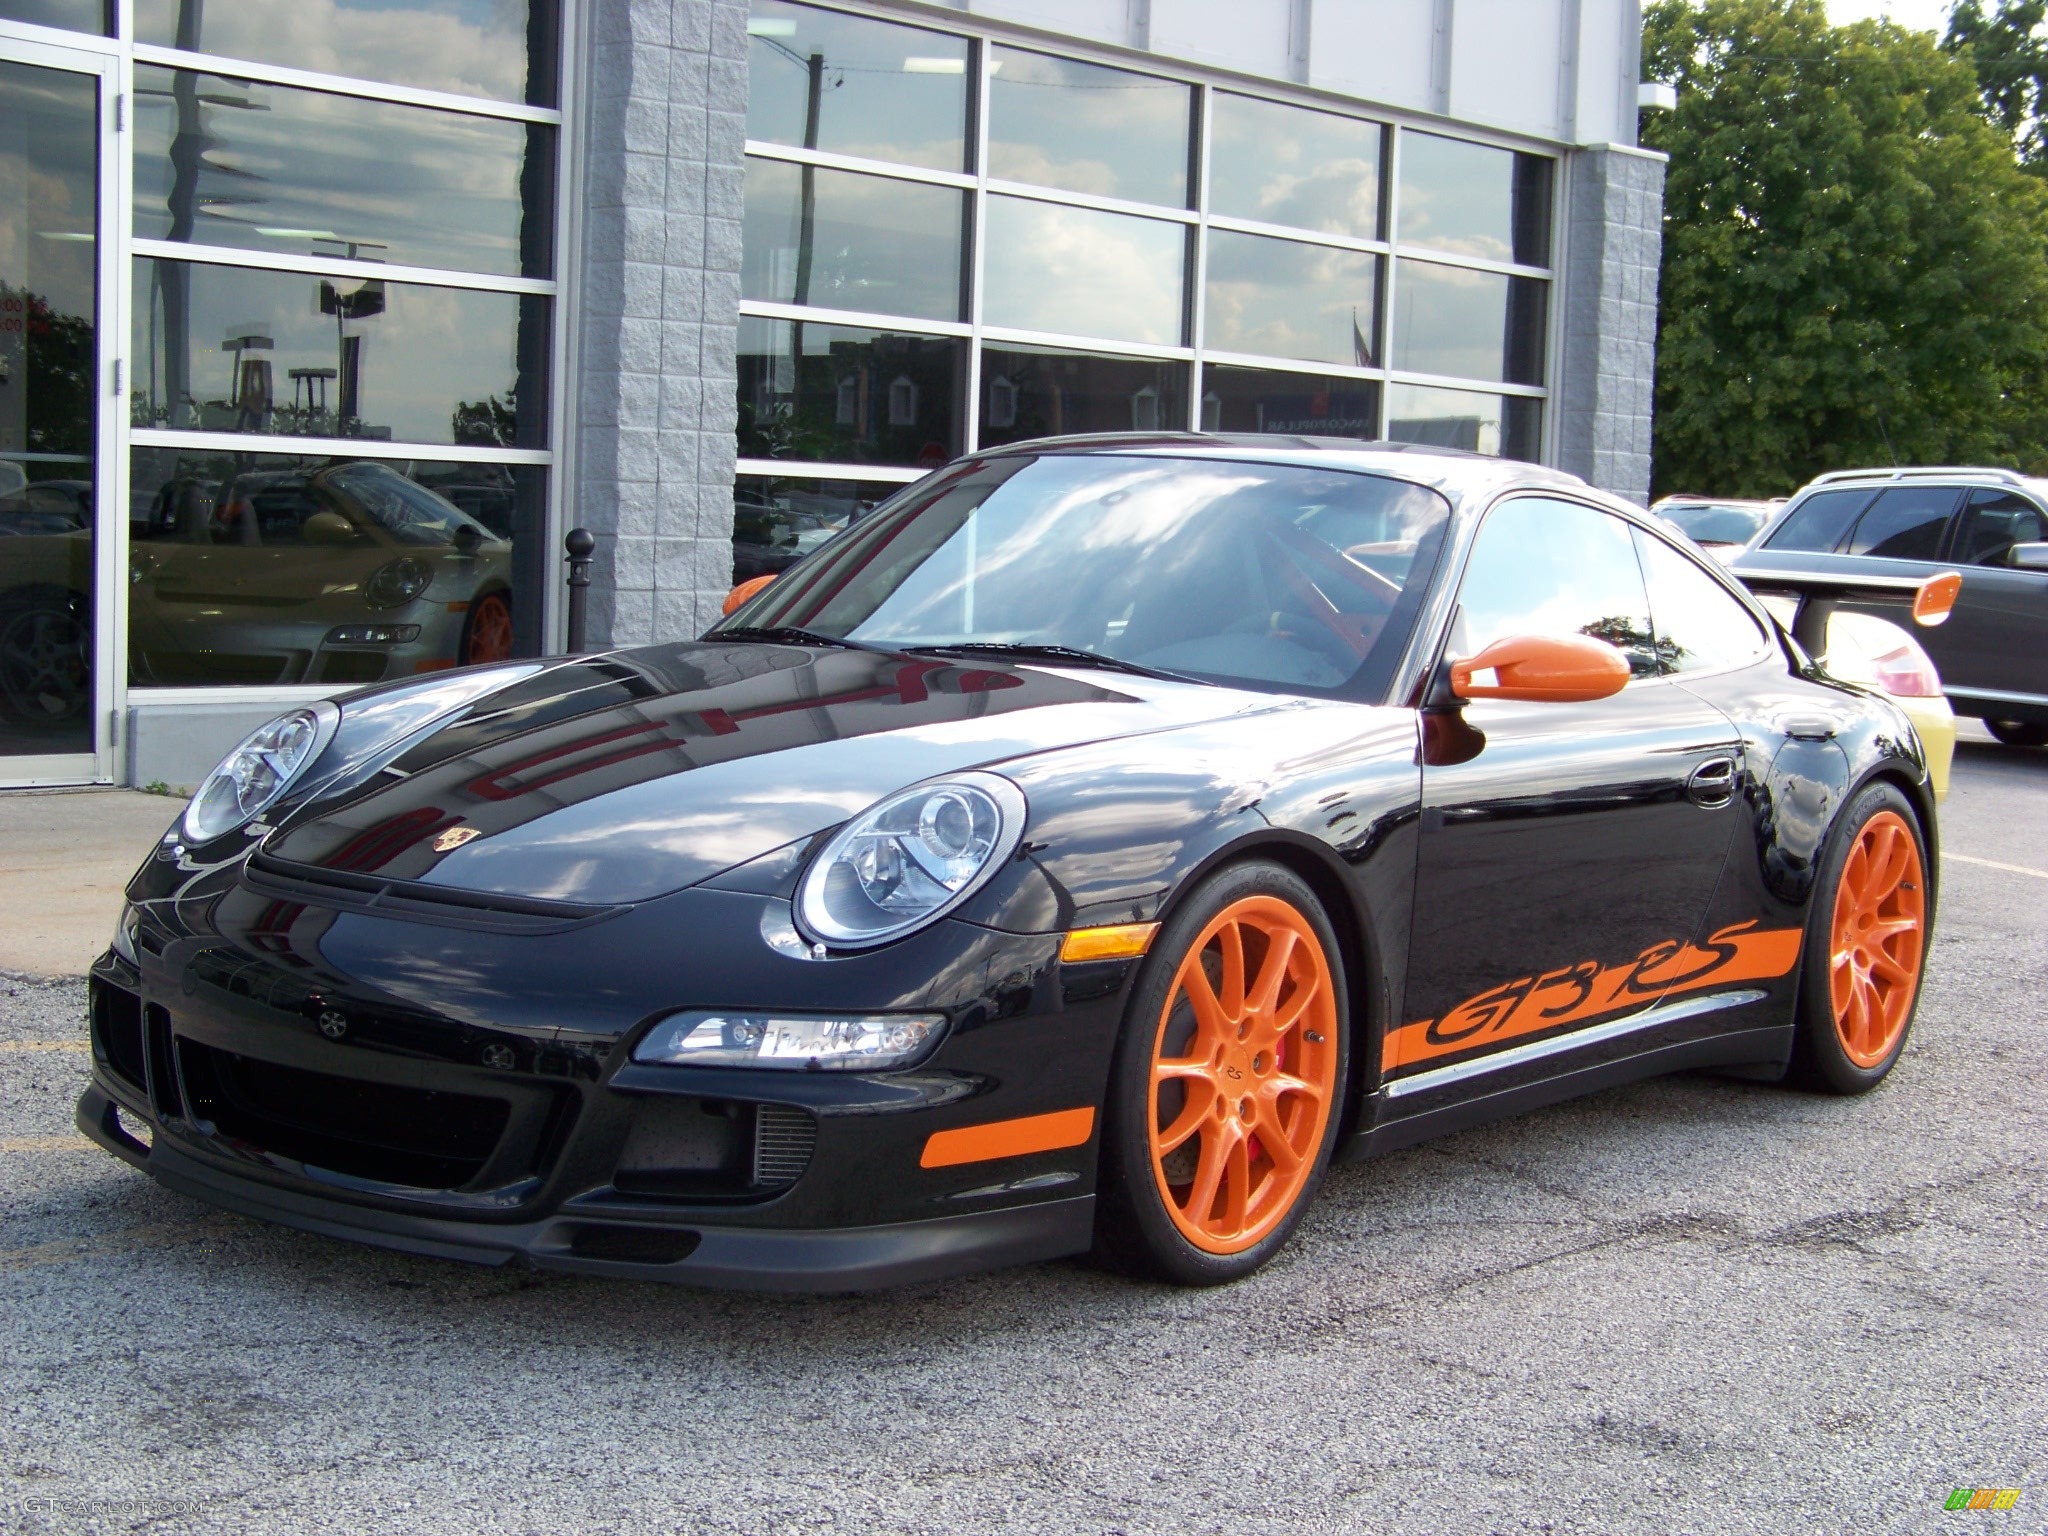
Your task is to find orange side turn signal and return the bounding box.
[1912,570,1961,627]
[919,1107,1097,1169]
[1058,922,1160,963]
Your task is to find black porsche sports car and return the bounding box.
[79,437,1948,1289]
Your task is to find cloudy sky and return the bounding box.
[1825,0,1954,33]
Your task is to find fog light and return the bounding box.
[632,1010,946,1070]
[326,624,422,646]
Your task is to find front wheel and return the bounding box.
[1093,861,1349,1285]
[460,591,514,666]
[1984,718,2048,748]
[1788,782,1930,1093]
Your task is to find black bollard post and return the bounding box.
[564,527,595,654]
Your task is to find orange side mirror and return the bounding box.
[723,573,776,615]
[1449,633,1631,704]
[1911,570,1961,627]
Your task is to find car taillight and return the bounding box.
[1870,642,1941,698]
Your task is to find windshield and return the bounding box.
[323,463,494,547]
[721,454,1453,697]
[1661,502,1769,546]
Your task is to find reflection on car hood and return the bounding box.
[265,639,1277,902]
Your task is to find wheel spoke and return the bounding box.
[1254,1107,1303,1176]
[1216,922,1247,1021]
[1247,927,1299,1019]
[1182,1118,1237,1226]
[1853,971,1886,1052]
[1216,1125,1251,1235]
[1864,915,1918,947]
[1155,1077,1218,1155]
[1177,964,1229,1048]
[1866,947,1914,986]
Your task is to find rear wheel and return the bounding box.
[1984,718,2048,748]
[1094,861,1348,1285]
[1789,783,1929,1093]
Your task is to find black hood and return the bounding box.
[263,640,1272,903]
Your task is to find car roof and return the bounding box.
[1793,465,2048,498]
[972,432,1607,509]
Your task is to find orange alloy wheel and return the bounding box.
[1828,810,1926,1069]
[1148,894,1339,1255]
[466,593,515,665]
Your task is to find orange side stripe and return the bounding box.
[919,1107,1096,1169]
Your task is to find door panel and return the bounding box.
[1940,489,2048,706]
[1393,497,1744,1076]
[0,50,100,776]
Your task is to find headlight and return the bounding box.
[794,773,1026,948]
[181,705,337,843]
[365,556,431,609]
[632,1010,946,1070]
[110,903,140,964]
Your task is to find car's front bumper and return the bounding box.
[77,1079,1093,1289]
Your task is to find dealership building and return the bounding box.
[0,0,1663,789]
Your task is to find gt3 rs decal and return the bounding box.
[1384,921,1804,1073]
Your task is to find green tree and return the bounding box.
[1642,0,2048,496]
[1945,0,2048,171]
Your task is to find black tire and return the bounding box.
[1092,860,1350,1286]
[0,596,89,723]
[1787,781,1930,1094]
[1985,718,2048,748]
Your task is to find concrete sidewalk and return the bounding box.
[0,790,186,976]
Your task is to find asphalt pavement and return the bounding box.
[3,729,2043,1535]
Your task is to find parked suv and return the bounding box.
[1733,468,2048,746]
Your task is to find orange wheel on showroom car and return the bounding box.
[462,592,514,666]
[1095,861,1348,1284]
[1792,783,1930,1093]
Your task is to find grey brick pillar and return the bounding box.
[1554,144,1666,506]
[574,0,748,648]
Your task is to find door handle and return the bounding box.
[1687,756,1738,808]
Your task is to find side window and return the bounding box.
[1843,485,1959,561]
[1632,528,1771,674]
[1765,488,1873,552]
[1452,497,1659,680]
[1953,488,2048,568]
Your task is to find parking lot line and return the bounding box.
[0,1040,89,1052]
[1,1136,95,1153]
[1943,852,2048,880]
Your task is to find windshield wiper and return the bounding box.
[902,642,1188,681]
[713,626,885,652]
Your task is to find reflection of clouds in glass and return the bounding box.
[133,260,528,443]
[982,198,1184,345]
[133,67,543,277]
[741,158,962,322]
[746,0,967,173]
[1204,233,1377,366]
[989,47,1189,207]
[1210,95,1380,240]
[134,0,534,104]
[1387,383,1504,456]
[1397,132,1515,262]
[1393,261,1508,382]
[0,65,98,323]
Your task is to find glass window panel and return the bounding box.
[978,345,1187,447]
[1397,132,1553,266]
[1764,488,1873,553]
[1200,366,1379,441]
[982,197,1185,346]
[134,0,557,107]
[132,259,548,448]
[1844,486,1958,561]
[1393,259,1546,385]
[128,448,543,686]
[1209,94,1381,240]
[1386,383,1540,461]
[988,47,1190,207]
[1454,498,1658,678]
[0,59,98,757]
[734,473,911,583]
[133,66,555,279]
[1631,527,1770,674]
[1204,232,1380,368]
[745,0,967,173]
[742,157,962,322]
[1955,488,2048,566]
[737,318,962,468]
[0,0,107,33]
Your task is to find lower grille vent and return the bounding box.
[753,1103,818,1188]
[90,978,147,1092]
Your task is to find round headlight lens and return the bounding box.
[182,706,335,844]
[795,773,1026,948]
[365,556,432,610]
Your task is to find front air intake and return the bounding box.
[753,1103,818,1188]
